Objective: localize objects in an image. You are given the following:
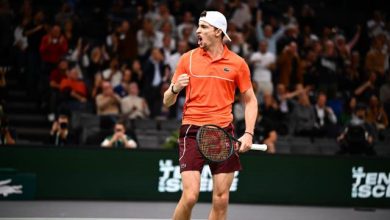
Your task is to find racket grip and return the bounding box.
[251,144,267,151]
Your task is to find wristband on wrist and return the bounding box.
[171,85,178,94]
[244,131,254,137]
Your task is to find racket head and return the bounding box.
[196,124,234,163]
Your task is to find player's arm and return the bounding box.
[163,74,189,107]
[239,87,258,153]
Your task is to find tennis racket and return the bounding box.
[196,124,267,162]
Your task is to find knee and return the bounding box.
[213,193,229,210]
[182,191,199,208]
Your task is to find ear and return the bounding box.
[215,28,223,38]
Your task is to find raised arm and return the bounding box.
[163,74,190,107]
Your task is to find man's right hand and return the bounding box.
[173,74,190,92]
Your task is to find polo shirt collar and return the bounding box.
[200,44,230,60]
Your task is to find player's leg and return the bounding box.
[172,170,201,220]
[208,172,235,220]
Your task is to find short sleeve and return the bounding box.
[236,59,252,93]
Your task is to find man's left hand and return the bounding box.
[238,133,253,153]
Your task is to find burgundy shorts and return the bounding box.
[178,124,242,174]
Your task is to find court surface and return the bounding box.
[0,201,389,220]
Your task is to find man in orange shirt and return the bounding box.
[163,11,258,220]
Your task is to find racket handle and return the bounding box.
[251,144,267,151]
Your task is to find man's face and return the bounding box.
[196,20,219,49]
[317,94,327,108]
[264,25,273,38]
[114,124,125,134]
[58,60,68,72]
[129,83,139,95]
[68,69,79,80]
[259,41,268,53]
[51,26,61,38]
[102,82,113,95]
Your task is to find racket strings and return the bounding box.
[198,127,231,161]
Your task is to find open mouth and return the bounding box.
[197,35,203,45]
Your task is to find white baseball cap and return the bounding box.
[199,11,231,42]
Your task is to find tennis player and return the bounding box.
[163,10,258,220]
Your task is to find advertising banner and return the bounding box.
[0,146,389,207]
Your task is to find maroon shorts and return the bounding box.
[178,124,242,174]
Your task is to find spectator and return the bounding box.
[365,35,388,76]
[85,45,110,86]
[290,87,316,138]
[339,51,362,95]
[257,93,282,154]
[101,57,122,88]
[340,96,358,126]
[298,4,316,31]
[55,2,74,27]
[334,26,361,62]
[117,20,138,62]
[313,91,338,137]
[180,24,198,49]
[316,40,340,98]
[59,67,88,111]
[130,59,144,89]
[24,9,46,91]
[95,81,121,116]
[176,11,197,46]
[154,3,176,35]
[354,71,379,103]
[166,40,189,72]
[283,5,298,25]
[337,104,376,155]
[160,21,176,42]
[63,19,79,53]
[105,27,119,55]
[113,68,131,98]
[276,23,301,55]
[233,95,245,130]
[274,83,307,120]
[101,120,137,149]
[229,0,252,30]
[227,25,250,58]
[49,110,76,146]
[142,48,168,118]
[48,59,69,121]
[366,10,385,38]
[39,24,68,74]
[137,18,163,59]
[249,40,276,98]
[278,42,304,90]
[0,108,16,145]
[120,82,150,119]
[160,34,176,64]
[255,10,285,55]
[13,16,29,75]
[302,49,319,87]
[366,95,388,140]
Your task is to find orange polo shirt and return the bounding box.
[172,45,252,127]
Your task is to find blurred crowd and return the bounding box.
[0,0,389,154]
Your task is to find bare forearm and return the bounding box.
[163,84,178,107]
[245,99,258,133]
[243,89,258,133]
